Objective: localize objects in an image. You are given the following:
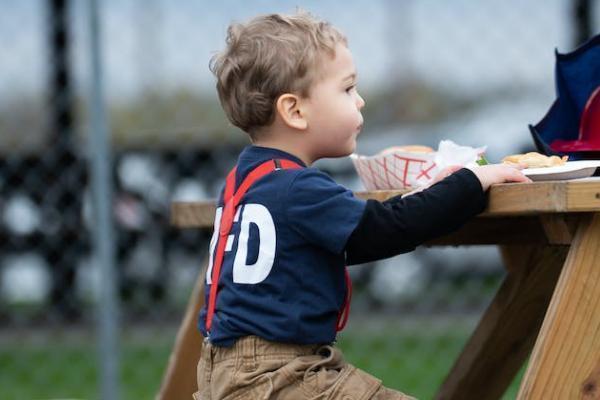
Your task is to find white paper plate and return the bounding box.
[523,160,600,181]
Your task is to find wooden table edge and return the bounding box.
[171,179,600,229]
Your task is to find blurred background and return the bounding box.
[0,0,598,399]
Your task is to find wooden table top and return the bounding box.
[171,178,600,229]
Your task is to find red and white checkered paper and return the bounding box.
[350,151,440,190]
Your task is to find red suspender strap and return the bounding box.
[336,269,352,332]
[205,166,237,332]
[205,158,353,334]
[206,159,302,331]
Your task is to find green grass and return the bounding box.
[337,320,525,400]
[0,333,172,400]
[0,320,525,400]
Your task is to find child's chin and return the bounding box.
[323,143,355,158]
[347,142,357,155]
[337,146,355,158]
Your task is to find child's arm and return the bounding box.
[345,165,529,264]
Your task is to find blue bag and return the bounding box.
[530,35,600,157]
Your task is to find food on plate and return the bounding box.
[501,152,568,168]
[378,145,435,155]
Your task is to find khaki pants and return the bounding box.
[193,335,416,400]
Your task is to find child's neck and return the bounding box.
[252,136,315,166]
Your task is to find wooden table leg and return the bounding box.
[435,245,569,400]
[157,259,207,400]
[518,213,600,399]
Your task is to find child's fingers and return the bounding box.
[515,163,528,170]
[505,167,532,183]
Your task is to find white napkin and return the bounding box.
[434,140,487,170]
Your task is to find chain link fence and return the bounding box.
[1,0,598,399]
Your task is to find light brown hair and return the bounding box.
[210,12,347,136]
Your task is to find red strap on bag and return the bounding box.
[205,158,353,334]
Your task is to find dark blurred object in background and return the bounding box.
[573,0,594,47]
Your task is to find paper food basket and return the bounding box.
[350,151,440,191]
[351,141,486,190]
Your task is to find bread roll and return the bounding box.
[502,152,568,168]
[378,145,434,155]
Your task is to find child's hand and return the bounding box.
[469,164,531,191]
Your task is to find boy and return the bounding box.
[195,11,529,400]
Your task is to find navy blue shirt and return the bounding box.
[199,146,367,346]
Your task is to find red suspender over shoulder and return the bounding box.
[205,158,353,334]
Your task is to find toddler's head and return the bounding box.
[211,12,347,138]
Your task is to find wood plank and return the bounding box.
[171,203,552,246]
[172,180,600,229]
[355,182,570,215]
[517,213,600,399]
[486,179,600,214]
[485,182,567,215]
[539,214,580,245]
[426,217,548,246]
[157,259,207,400]
[171,202,216,228]
[362,179,600,215]
[435,245,569,400]
[567,180,600,211]
[169,201,558,246]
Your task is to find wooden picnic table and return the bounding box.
[158,178,600,400]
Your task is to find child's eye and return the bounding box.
[345,85,356,93]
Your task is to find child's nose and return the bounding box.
[356,92,365,110]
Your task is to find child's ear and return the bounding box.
[275,94,308,130]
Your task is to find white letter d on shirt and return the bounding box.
[206,204,276,285]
